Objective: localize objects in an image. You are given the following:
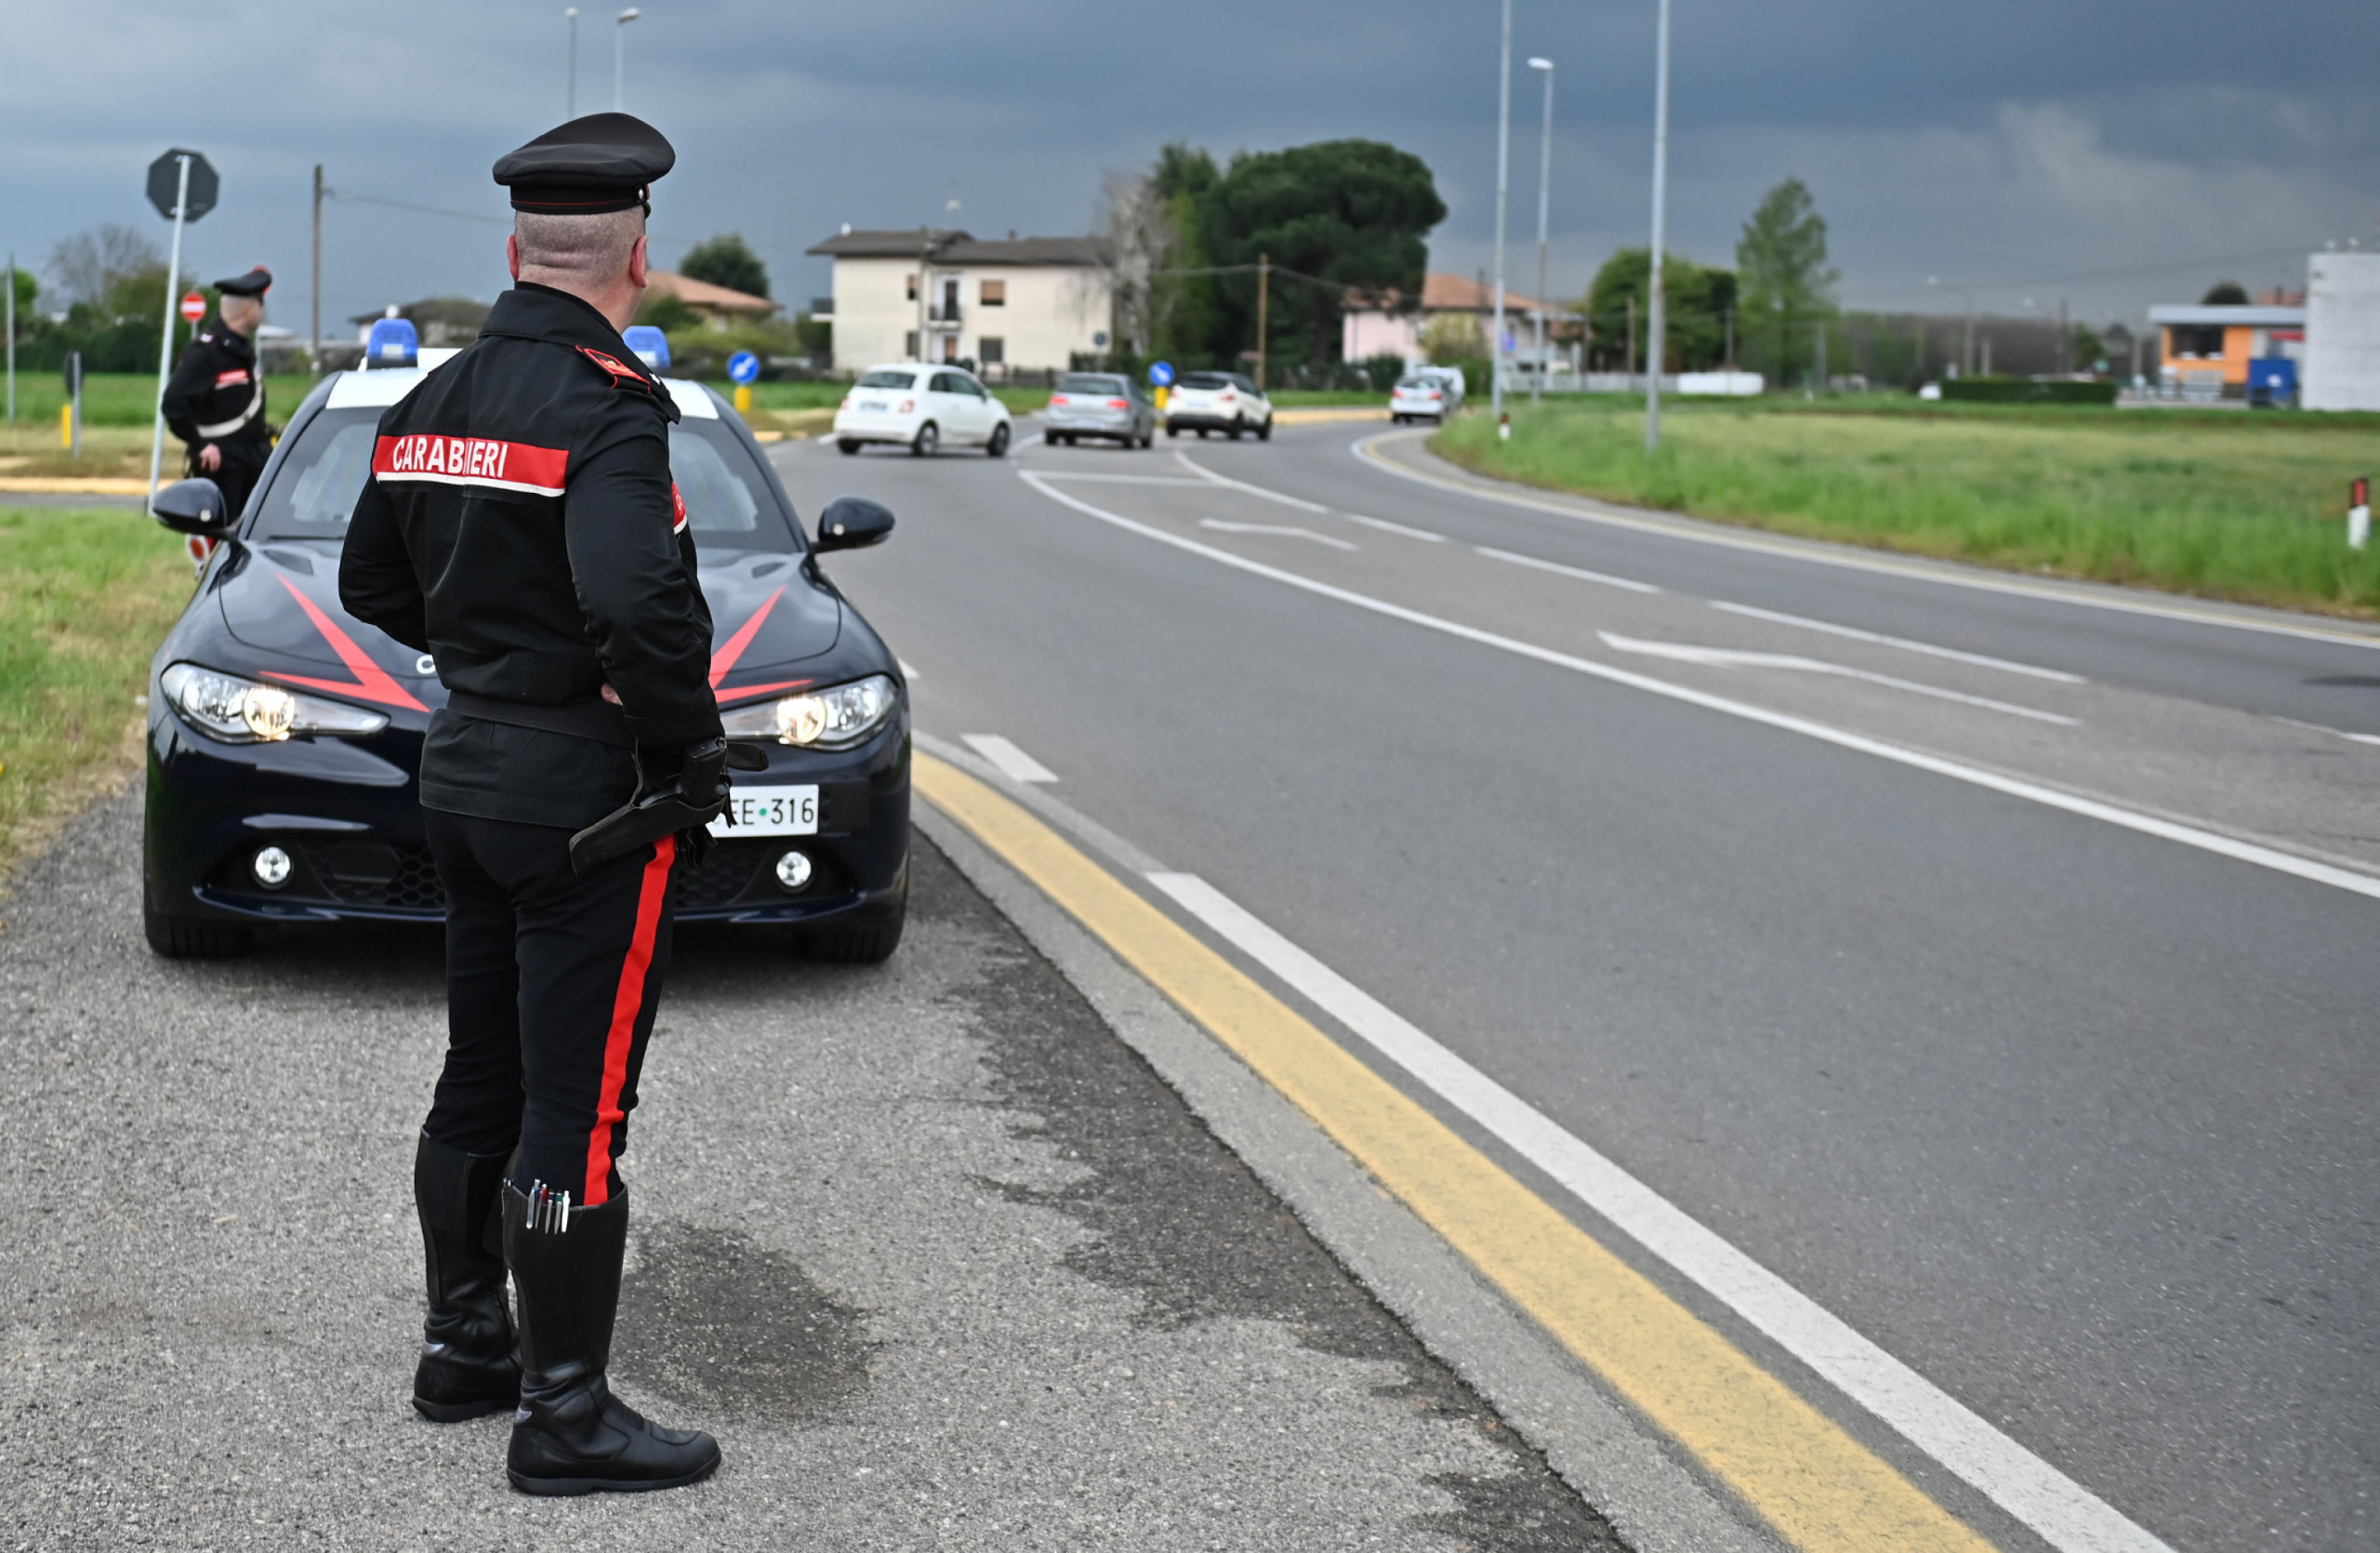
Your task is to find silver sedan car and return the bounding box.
[1042,373,1157,448]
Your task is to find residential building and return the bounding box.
[641,270,779,329]
[806,227,1112,376]
[1341,272,1579,371]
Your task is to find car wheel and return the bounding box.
[911,421,939,457]
[143,888,250,959]
[1197,428,1210,439]
[1227,421,1243,441]
[986,422,1011,458]
[837,438,861,455]
[794,901,906,964]
[1257,417,1273,442]
[1167,425,1179,439]
[1138,431,1154,449]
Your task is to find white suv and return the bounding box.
[1390,366,1463,424]
[836,363,1012,457]
[1164,372,1274,441]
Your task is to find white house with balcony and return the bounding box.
[806,226,1113,377]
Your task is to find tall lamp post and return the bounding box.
[613,7,639,113]
[1489,0,1512,429]
[1527,57,1554,405]
[1928,275,1975,376]
[565,8,579,117]
[1644,0,1673,452]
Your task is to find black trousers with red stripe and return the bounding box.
[421,809,678,1210]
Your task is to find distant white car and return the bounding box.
[836,363,1012,457]
[1389,372,1461,423]
[1164,371,1273,441]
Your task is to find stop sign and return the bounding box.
[180,291,206,325]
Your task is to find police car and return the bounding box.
[141,320,911,962]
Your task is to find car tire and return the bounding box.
[1227,421,1243,441]
[1197,429,1210,439]
[1138,431,1154,449]
[911,422,939,457]
[143,888,250,959]
[986,422,1011,458]
[794,903,905,964]
[1167,425,1179,439]
[1257,417,1273,442]
[837,438,861,455]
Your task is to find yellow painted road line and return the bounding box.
[915,750,1996,1553]
[1274,406,1392,424]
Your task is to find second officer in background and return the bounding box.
[161,266,274,518]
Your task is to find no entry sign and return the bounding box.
[180,291,206,325]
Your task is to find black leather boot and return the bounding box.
[412,1135,521,1421]
[502,1179,721,1495]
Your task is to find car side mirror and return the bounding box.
[151,477,233,537]
[813,495,894,552]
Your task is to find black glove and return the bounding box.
[569,738,738,875]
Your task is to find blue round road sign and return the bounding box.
[727,350,760,385]
[1148,360,1175,388]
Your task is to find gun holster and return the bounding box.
[567,738,769,875]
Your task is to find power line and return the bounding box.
[322,186,819,259]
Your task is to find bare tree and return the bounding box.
[45,223,164,310]
[1089,170,1179,356]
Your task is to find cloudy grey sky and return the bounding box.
[7,1,2373,334]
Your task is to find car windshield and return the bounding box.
[856,369,919,389]
[1057,375,1124,395]
[252,404,805,553]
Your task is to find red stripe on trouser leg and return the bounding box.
[582,835,675,1206]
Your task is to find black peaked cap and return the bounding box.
[215,267,272,297]
[493,113,675,215]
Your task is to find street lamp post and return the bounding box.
[1490,0,1512,430]
[613,7,639,113]
[1528,57,1554,406]
[1928,275,1976,376]
[1644,0,1673,452]
[566,8,579,118]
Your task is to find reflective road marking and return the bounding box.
[959,733,1057,783]
[1710,601,2087,684]
[1598,632,2080,725]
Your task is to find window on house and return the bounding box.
[981,279,1007,307]
[2171,325,2225,358]
[979,337,1005,365]
[904,330,919,359]
[906,274,918,301]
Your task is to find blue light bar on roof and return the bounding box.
[622,325,670,369]
[364,317,418,369]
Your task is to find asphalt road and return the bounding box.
[0,790,1606,1550]
[777,418,2380,1553]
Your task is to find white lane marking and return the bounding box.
[1599,633,2080,725]
[2274,715,2380,748]
[1173,451,1330,512]
[1198,519,1357,551]
[899,659,921,682]
[1017,468,2380,902]
[1475,544,1662,594]
[1352,430,2380,654]
[960,734,1057,784]
[1145,869,2179,1553]
[1711,600,2086,684]
[1031,472,1213,486]
[1342,511,1448,542]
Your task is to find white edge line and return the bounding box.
[1598,633,2080,726]
[1173,450,1330,512]
[1709,600,2088,684]
[1350,430,2380,655]
[959,732,1057,784]
[1145,869,2179,1553]
[1029,472,1215,486]
[1342,511,1448,542]
[1014,466,2380,904]
[1199,519,1357,551]
[1475,544,1663,594]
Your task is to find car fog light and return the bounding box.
[252,845,293,889]
[773,850,813,893]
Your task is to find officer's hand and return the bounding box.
[198,444,221,472]
[677,738,731,811]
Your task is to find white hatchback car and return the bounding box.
[1164,371,1274,441]
[836,364,1012,457]
[1389,366,1464,424]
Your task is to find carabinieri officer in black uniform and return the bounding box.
[338,113,727,1496]
[161,266,274,518]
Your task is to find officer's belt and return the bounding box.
[195,378,265,440]
[445,690,634,748]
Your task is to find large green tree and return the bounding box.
[1193,139,1445,371]
[1734,178,1837,386]
[678,233,770,299]
[1582,248,1737,372]
[1145,141,1222,364]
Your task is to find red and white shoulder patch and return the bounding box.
[671,482,688,534]
[578,346,653,391]
[214,367,252,388]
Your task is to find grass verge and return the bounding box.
[1434,398,2380,618]
[0,507,191,885]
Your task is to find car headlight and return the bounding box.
[718,673,900,750]
[160,663,390,744]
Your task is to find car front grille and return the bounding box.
[303,839,447,911]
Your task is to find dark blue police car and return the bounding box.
[142,326,910,962]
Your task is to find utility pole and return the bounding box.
[1626,294,1636,383]
[1489,0,1512,425]
[310,165,324,372]
[1528,57,1554,405]
[613,7,638,112]
[6,249,15,424]
[1256,253,1270,392]
[566,7,579,117]
[1644,0,1673,451]
[146,153,192,501]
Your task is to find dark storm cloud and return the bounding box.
[4,1,2372,332]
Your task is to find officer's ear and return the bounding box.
[506,233,522,283]
[627,232,649,291]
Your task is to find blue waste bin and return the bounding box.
[2247,358,2296,407]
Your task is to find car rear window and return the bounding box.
[1057,375,1124,395]
[253,405,805,552]
[1179,373,1233,391]
[856,369,918,389]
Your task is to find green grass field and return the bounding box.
[1435,397,2380,618]
[0,506,192,881]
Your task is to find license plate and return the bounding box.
[710,785,819,837]
[859,399,886,411]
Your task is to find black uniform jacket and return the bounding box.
[160,323,271,478]
[337,283,722,830]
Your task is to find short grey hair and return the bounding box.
[514,206,645,285]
